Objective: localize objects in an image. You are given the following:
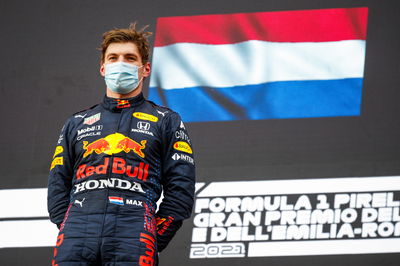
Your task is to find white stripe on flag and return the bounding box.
[150,40,366,89]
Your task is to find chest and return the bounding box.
[72,110,163,160]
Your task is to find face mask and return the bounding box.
[104,62,143,94]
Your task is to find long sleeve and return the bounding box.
[156,112,195,251]
[47,118,74,227]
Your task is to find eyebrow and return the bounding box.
[125,53,138,57]
[107,53,138,57]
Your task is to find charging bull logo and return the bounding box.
[82,133,146,158]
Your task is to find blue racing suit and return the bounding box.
[48,93,195,265]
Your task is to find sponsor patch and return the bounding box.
[77,125,103,140]
[157,110,169,117]
[82,133,146,158]
[77,131,101,141]
[139,233,156,265]
[57,134,64,144]
[76,157,149,181]
[74,178,145,194]
[175,130,191,143]
[131,128,154,137]
[53,146,63,158]
[173,141,192,154]
[172,153,194,165]
[77,125,103,135]
[133,112,158,122]
[137,121,150,131]
[52,233,65,265]
[74,113,87,119]
[156,216,174,236]
[116,99,130,108]
[126,199,143,206]
[84,113,101,125]
[74,198,85,207]
[132,122,154,136]
[50,157,63,170]
[144,203,156,235]
[109,196,124,205]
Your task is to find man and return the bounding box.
[48,23,195,266]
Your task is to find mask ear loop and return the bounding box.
[137,65,146,83]
[134,65,145,90]
[129,65,145,91]
[130,64,147,91]
[130,76,144,91]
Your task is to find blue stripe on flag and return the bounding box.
[148,78,363,122]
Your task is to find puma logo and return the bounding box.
[74,198,85,207]
[74,114,87,119]
[157,110,168,117]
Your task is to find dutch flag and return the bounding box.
[149,7,368,122]
[108,196,124,205]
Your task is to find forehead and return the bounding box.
[105,42,140,56]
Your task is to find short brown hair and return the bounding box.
[100,23,152,63]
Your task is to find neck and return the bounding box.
[106,86,143,99]
[102,92,145,112]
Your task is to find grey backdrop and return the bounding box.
[0,0,399,265]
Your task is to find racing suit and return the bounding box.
[48,93,195,265]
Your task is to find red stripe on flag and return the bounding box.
[154,7,368,46]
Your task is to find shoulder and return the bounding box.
[146,100,174,115]
[146,99,184,117]
[141,100,187,133]
[63,104,101,130]
[71,103,100,118]
[141,99,183,122]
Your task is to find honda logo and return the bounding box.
[137,121,150,131]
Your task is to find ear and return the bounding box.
[100,63,105,77]
[142,62,151,78]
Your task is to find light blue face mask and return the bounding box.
[104,62,143,94]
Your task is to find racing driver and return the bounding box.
[47,23,195,265]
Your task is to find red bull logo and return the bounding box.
[52,233,64,266]
[115,99,130,108]
[76,157,149,181]
[116,137,146,158]
[82,133,146,158]
[144,203,156,234]
[139,233,156,266]
[156,216,174,236]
